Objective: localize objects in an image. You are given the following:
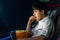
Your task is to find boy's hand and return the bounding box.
[28,16,36,24]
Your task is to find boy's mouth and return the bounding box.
[32,15,37,19]
[34,16,36,18]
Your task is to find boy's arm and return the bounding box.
[26,16,36,33]
[17,35,46,40]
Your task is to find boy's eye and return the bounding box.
[33,10,38,13]
[34,10,38,13]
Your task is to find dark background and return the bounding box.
[0,0,60,38]
[0,0,33,38]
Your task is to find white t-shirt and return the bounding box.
[32,16,54,38]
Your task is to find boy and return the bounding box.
[26,2,54,40]
[16,1,54,40]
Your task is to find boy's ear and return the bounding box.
[41,9,44,15]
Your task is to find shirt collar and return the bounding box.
[38,16,49,23]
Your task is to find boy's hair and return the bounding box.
[32,0,48,16]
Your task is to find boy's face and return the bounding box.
[33,9,44,21]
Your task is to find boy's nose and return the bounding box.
[33,13,35,16]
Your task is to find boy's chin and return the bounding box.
[36,19,38,21]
